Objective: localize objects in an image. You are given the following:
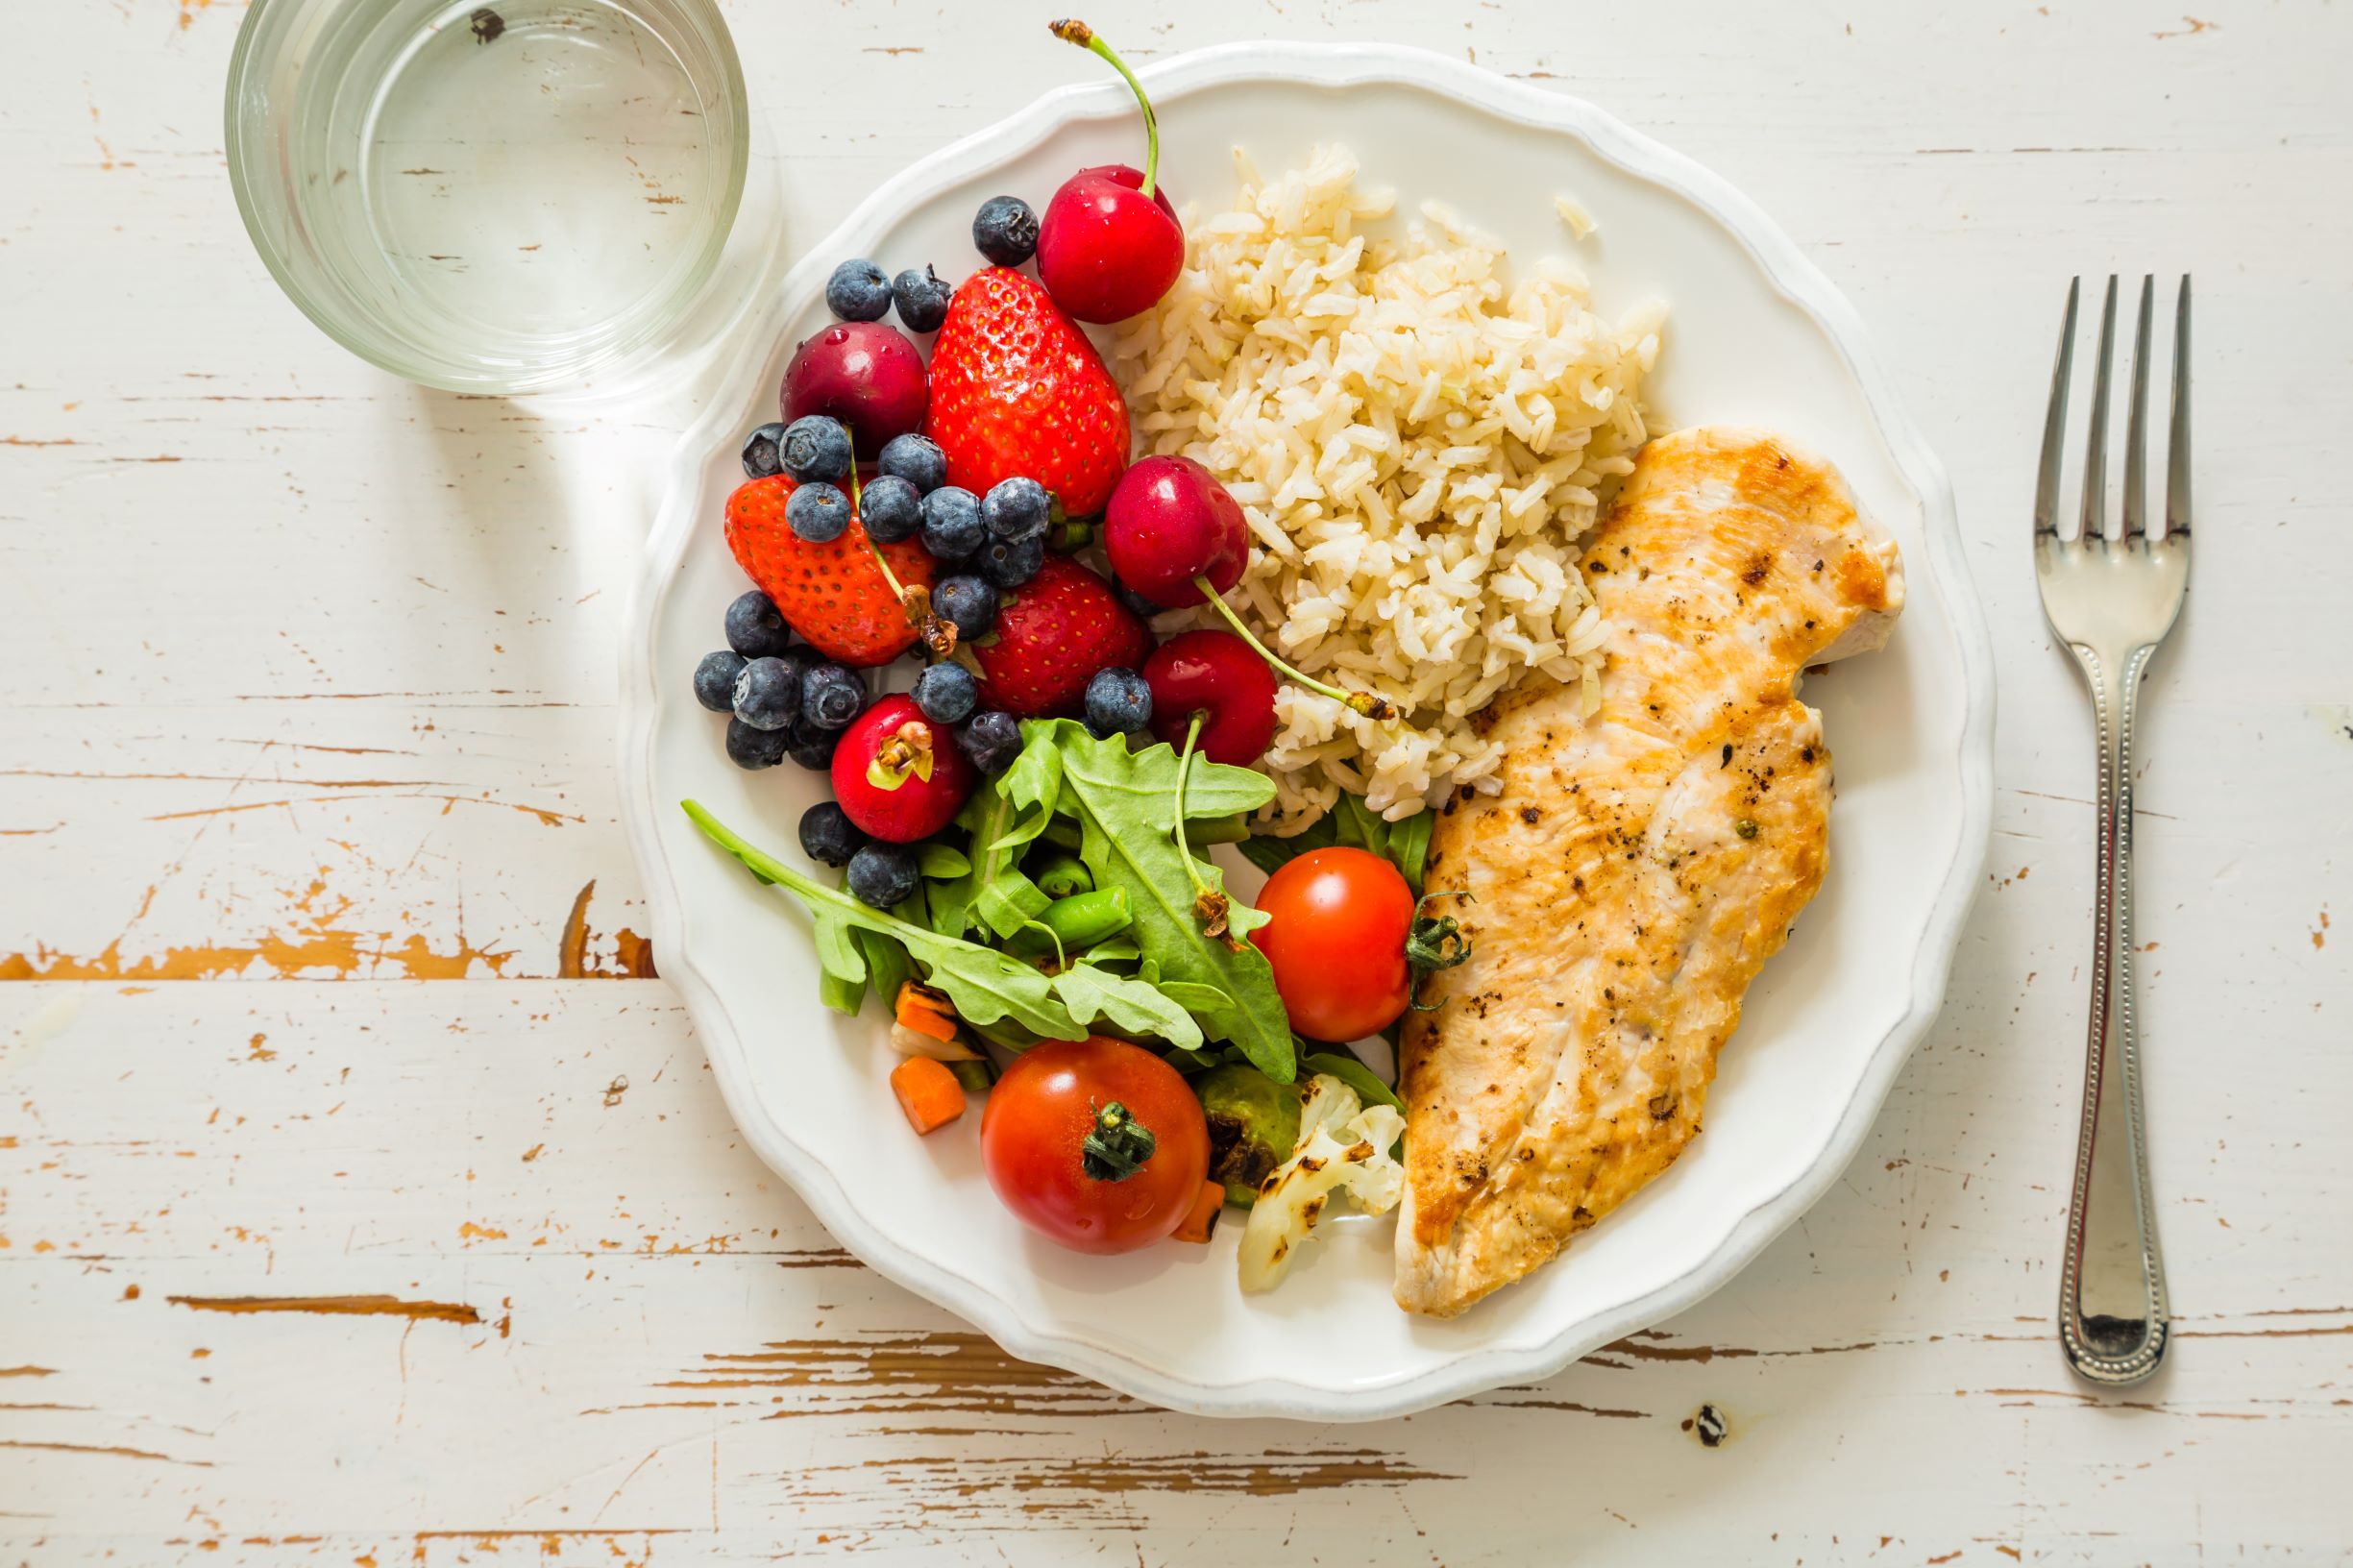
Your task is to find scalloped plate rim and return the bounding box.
[615,38,1995,1421]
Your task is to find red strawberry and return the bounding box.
[971,554,1152,719]
[922,266,1130,518]
[723,476,935,668]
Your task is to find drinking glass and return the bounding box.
[227,0,750,395]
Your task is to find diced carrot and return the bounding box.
[1173,1179,1227,1244]
[890,1056,966,1135]
[894,981,961,1043]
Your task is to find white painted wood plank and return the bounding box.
[5,977,2347,1560]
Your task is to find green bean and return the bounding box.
[1032,851,1093,899]
[1005,886,1133,960]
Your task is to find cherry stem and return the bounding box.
[1050,19,1160,199]
[1193,576,1395,720]
[1172,710,1209,900]
[843,429,908,603]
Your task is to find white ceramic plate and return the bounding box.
[619,41,1994,1420]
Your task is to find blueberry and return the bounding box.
[983,476,1052,543]
[878,433,948,494]
[694,649,747,713]
[723,590,796,659]
[800,662,866,730]
[892,265,953,333]
[724,718,791,770]
[956,710,1023,775]
[1083,667,1154,739]
[741,422,788,479]
[846,842,921,910]
[783,716,840,771]
[919,486,984,562]
[932,575,999,639]
[731,656,801,730]
[765,644,819,696]
[861,475,923,545]
[787,481,850,543]
[824,258,891,322]
[1113,580,1164,625]
[798,801,867,868]
[972,195,1040,266]
[978,533,1045,589]
[778,415,852,484]
[911,661,978,725]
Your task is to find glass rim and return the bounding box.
[224,0,752,396]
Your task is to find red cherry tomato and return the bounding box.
[1252,846,1416,1041]
[980,1036,1210,1254]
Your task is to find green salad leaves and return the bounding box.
[1012,721,1293,1080]
[683,718,1300,1081]
[686,800,1086,1040]
[1239,791,1435,895]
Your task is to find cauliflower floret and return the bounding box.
[1238,1074,1406,1291]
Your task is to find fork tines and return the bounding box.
[2036,274,2192,543]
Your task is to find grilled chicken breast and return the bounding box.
[1394,427,1902,1317]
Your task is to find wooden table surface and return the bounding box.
[5,1,2348,1561]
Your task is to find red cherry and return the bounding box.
[1038,165,1183,324]
[783,321,927,452]
[829,694,974,844]
[1143,629,1279,767]
[1104,453,1249,608]
[1040,21,1184,325]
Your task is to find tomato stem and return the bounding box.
[1080,1099,1158,1182]
[1050,19,1160,199]
[1406,890,1476,1012]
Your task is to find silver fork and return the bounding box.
[2034,274,2190,1386]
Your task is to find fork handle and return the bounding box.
[2057,644,2172,1385]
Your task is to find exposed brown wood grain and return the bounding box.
[650,1331,1134,1420]
[0,1438,207,1466]
[557,879,657,979]
[818,1448,1462,1501]
[166,1293,484,1326]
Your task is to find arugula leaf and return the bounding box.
[917,843,971,879]
[1050,964,1206,1051]
[998,725,1065,818]
[929,791,1049,941]
[811,900,883,1015]
[1019,722,1294,1082]
[820,924,917,1017]
[1301,1048,1403,1112]
[1157,979,1237,1017]
[860,929,913,1010]
[684,801,1085,1041]
[1388,810,1434,895]
[1238,811,1337,878]
[1082,936,1142,966]
[1335,795,1391,859]
[811,904,866,985]
[1239,792,1437,894]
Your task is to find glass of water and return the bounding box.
[227,0,749,395]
